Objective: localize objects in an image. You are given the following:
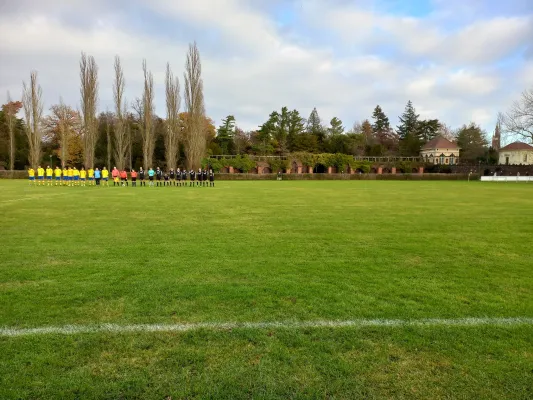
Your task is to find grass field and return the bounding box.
[1,180,532,399]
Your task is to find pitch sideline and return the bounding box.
[1,317,532,337]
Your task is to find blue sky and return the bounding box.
[0,0,532,141]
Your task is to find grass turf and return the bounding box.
[0,180,532,399]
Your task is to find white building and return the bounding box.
[420,137,460,165]
[499,142,533,165]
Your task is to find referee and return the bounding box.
[169,168,175,186]
[139,167,146,186]
[156,167,163,187]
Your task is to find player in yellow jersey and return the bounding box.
[67,167,74,186]
[28,167,36,186]
[102,167,109,186]
[37,166,45,186]
[54,166,62,185]
[80,167,87,186]
[88,167,94,185]
[62,166,69,186]
[45,165,53,186]
[73,167,80,186]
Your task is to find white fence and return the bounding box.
[480,176,533,182]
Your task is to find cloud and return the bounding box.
[0,0,531,137]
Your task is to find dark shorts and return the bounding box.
[121,177,127,181]
[132,178,137,181]
[156,176,162,181]
[149,176,154,181]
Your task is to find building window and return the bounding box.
[524,154,528,162]
[440,156,445,164]
[445,158,449,164]
[450,156,454,165]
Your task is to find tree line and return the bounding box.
[1,46,532,170]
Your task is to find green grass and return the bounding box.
[0,180,532,399]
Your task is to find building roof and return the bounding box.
[499,141,533,151]
[421,136,459,150]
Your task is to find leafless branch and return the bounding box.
[22,71,43,169]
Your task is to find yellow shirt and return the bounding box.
[28,169,35,177]
[54,168,62,177]
[63,169,68,177]
[102,169,109,178]
[46,168,53,177]
[80,170,86,179]
[37,168,44,177]
[73,169,80,177]
[88,169,94,178]
[67,169,74,177]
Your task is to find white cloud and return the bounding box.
[0,0,531,136]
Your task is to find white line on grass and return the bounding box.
[1,317,532,337]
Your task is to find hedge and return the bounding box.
[0,170,28,179]
[209,173,479,181]
[0,170,479,181]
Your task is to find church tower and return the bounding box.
[492,122,501,151]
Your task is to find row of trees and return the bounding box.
[0,42,206,171]
[1,56,532,169]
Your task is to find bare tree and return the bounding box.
[3,91,22,171]
[165,62,181,170]
[80,52,99,169]
[22,71,43,169]
[141,59,155,170]
[502,87,533,143]
[437,123,456,141]
[43,101,83,168]
[184,42,206,169]
[113,56,128,170]
[57,98,71,169]
[105,109,112,169]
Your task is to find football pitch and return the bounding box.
[1,180,532,399]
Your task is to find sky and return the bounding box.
[0,0,532,139]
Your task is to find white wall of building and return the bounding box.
[499,150,533,165]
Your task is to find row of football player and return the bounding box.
[110,167,215,187]
[27,166,215,187]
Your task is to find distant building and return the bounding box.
[492,123,501,151]
[499,142,533,165]
[420,137,460,165]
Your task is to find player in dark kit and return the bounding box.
[182,169,188,186]
[197,168,202,186]
[176,168,181,186]
[202,169,208,186]
[189,169,195,186]
[209,169,215,187]
[156,167,163,186]
[169,168,175,186]
[164,171,170,186]
[139,167,146,186]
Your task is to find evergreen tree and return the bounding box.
[328,117,344,136]
[417,119,440,142]
[216,115,235,154]
[397,100,421,156]
[306,107,326,151]
[371,105,390,133]
[287,109,305,152]
[456,123,488,162]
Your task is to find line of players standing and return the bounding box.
[113,167,215,187]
